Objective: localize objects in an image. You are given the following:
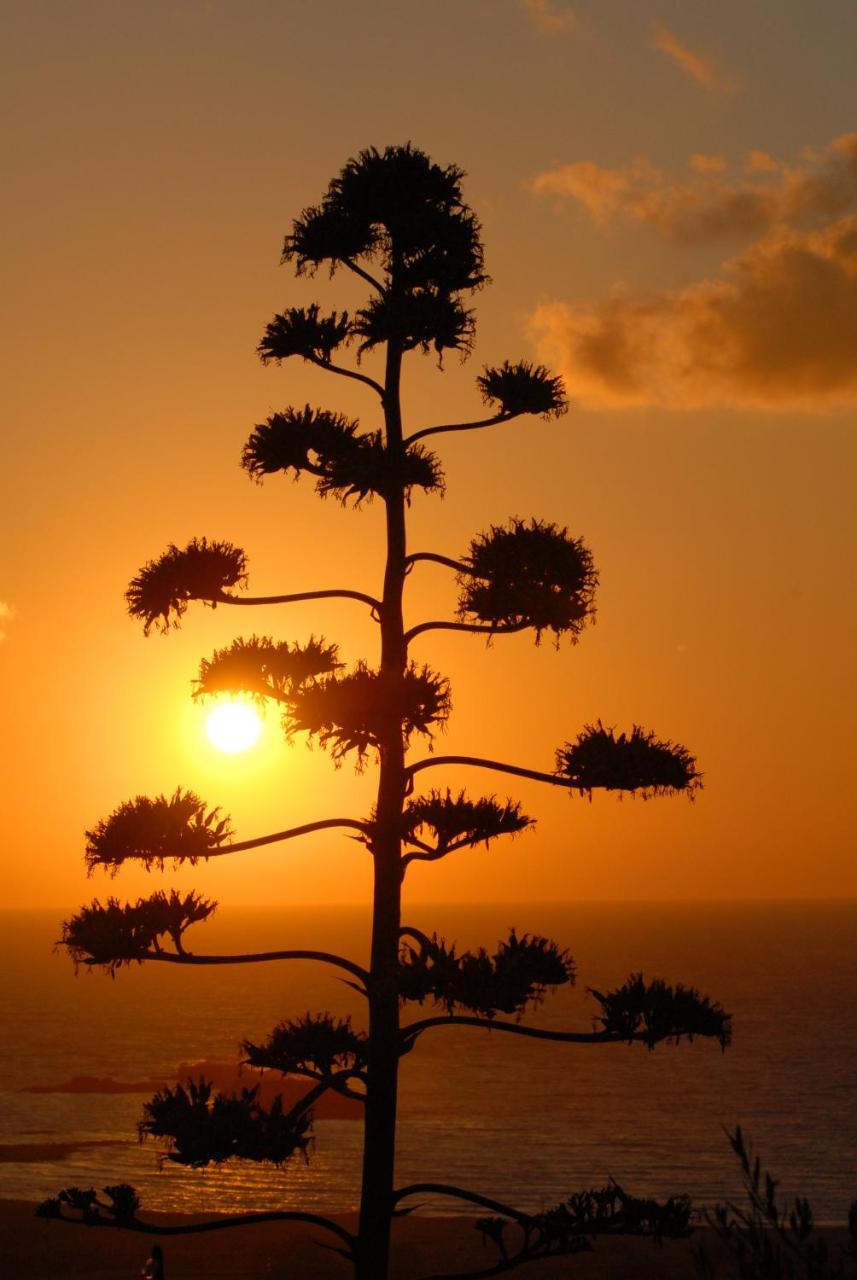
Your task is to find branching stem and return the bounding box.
[400,1015,649,1048]
[124,948,370,987]
[394,1182,529,1222]
[211,588,383,615]
[46,1209,355,1249]
[398,925,435,952]
[404,412,514,446]
[404,552,475,577]
[307,352,385,398]
[404,620,529,645]
[182,818,372,861]
[282,1071,368,1114]
[343,258,387,295]
[406,756,567,790]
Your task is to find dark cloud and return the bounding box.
[531,217,857,408]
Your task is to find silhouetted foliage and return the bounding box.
[195,635,341,702]
[48,144,725,1280]
[139,1078,311,1168]
[696,1127,857,1279]
[243,1013,367,1079]
[476,1180,692,1268]
[258,304,351,365]
[84,789,232,872]
[398,930,575,1018]
[458,518,597,641]
[355,289,474,358]
[126,538,247,634]
[100,1184,142,1224]
[37,1183,142,1226]
[556,721,702,796]
[285,661,451,764]
[478,360,568,418]
[401,789,532,858]
[242,406,443,502]
[61,891,217,973]
[590,973,732,1050]
[285,143,487,295]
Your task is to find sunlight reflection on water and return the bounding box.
[1,902,855,1220]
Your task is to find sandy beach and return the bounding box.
[0,1198,729,1278]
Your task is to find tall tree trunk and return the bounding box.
[355,330,406,1280]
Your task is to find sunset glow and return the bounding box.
[3,0,856,910]
[205,702,262,755]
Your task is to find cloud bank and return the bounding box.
[531,216,857,409]
[530,134,857,244]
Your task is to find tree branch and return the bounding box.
[394,1182,529,1222]
[399,925,435,952]
[343,258,387,295]
[125,948,370,987]
[404,620,529,645]
[406,756,569,790]
[210,588,382,616]
[306,352,385,398]
[401,835,436,858]
[187,817,372,861]
[404,551,475,577]
[43,1208,354,1250]
[404,412,514,446]
[282,1071,367,1117]
[401,839,473,871]
[400,1015,641,1049]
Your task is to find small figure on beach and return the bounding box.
[140,1243,164,1279]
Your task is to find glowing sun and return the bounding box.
[206,702,262,754]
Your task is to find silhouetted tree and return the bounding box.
[43,145,731,1280]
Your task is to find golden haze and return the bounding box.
[1,1,855,907]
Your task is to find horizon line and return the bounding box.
[3,895,856,912]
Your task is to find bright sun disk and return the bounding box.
[206,702,262,754]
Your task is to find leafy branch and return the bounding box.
[85,793,370,873]
[401,973,731,1051]
[407,723,700,798]
[36,1186,354,1254]
[396,1179,692,1280]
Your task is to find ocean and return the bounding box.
[1,902,855,1222]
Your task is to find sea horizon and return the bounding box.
[2,900,855,1223]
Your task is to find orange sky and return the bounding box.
[2,0,856,907]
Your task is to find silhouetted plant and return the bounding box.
[468,1179,693,1273]
[62,891,217,973]
[45,144,729,1280]
[458,518,597,641]
[241,406,444,503]
[126,538,248,634]
[84,789,232,873]
[398,929,575,1018]
[477,360,567,419]
[557,721,702,797]
[243,1013,367,1080]
[589,974,731,1050]
[284,661,451,765]
[695,1127,857,1280]
[401,790,532,861]
[139,1079,312,1168]
[195,634,341,702]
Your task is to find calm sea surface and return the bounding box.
[1,902,855,1221]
